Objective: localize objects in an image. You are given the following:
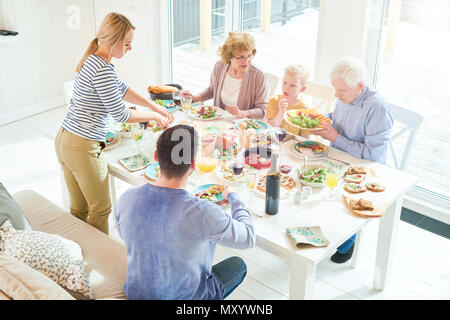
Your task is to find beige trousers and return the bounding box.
[55,128,111,234]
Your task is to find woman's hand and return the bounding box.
[154,104,174,123]
[152,113,170,129]
[182,90,200,103]
[225,105,248,118]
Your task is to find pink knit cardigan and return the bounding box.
[198,61,269,119]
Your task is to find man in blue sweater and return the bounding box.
[114,125,255,299]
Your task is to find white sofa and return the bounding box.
[0,190,127,300]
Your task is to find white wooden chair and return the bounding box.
[63,80,75,107]
[387,104,424,171]
[302,81,335,113]
[351,103,423,268]
[265,72,280,97]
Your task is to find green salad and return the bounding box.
[289,113,320,128]
[154,99,165,107]
[297,167,327,184]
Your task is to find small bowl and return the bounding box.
[279,164,293,174]
[244,147,272,170]
[148,84,183,100]
[296,164,327,188]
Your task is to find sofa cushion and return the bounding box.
[0,220,95,299]
[12,190,127,300]
[0,252,75,300]
[0,183,31,230]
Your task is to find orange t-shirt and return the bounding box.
[266,94,308,136]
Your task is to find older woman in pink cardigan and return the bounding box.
[187,32,269,120]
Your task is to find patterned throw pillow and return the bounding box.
[0,220,94,299]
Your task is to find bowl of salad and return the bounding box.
[285,109,331,131]
[296,164,328,187]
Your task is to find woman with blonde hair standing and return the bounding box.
[185,32,269,119]
[55,12,171,234]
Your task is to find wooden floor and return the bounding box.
[173,13,450,197]
[1,105,449,300]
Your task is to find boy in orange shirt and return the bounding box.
[266,64,310,136]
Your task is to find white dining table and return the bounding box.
[58,110,419,300]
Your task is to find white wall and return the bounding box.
[0,0,96,124]
[92,0,166,96]
[0,0,165,125]
[314,0,385,86]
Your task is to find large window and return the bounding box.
[171,0,320,94]
[167,0,449,218]
[375,0,450,201]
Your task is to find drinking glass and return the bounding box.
[196,137,218,173]
[302,186,313,200]
[181,94,193,119]
[274,128,287,155]
[196,156,218,173]
[133,123,145,154]
[244,172,257,201]
[173,91,182,110]
[232,161,245,190]
[325,167,340,200]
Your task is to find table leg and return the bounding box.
[374,197,403,290]
[351,229,363,268]
[289,260,316,300]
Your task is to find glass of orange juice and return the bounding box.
[196,156,218,173]
[244,172,257,201]
[197,136,218,173]
[181,94,193,119]
[325,167,340,200]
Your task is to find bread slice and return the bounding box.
[345,174,365,184]
[347,166,366,175]
[358,198,374,211]
[349,200,363,210]
[344,183,367,194]
[349,198,374,211]
[366,182,385,192]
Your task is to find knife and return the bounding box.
[246,207,264,217]
[325,155,351,166]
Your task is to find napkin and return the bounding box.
[286,226,329,248]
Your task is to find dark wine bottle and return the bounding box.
[265,152,280,215]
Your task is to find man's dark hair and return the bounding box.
[156,125,198,179]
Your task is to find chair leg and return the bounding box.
[350,229,363,268]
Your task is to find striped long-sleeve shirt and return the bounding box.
[62,54,131,141]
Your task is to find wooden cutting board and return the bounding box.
[343,195,386,218]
